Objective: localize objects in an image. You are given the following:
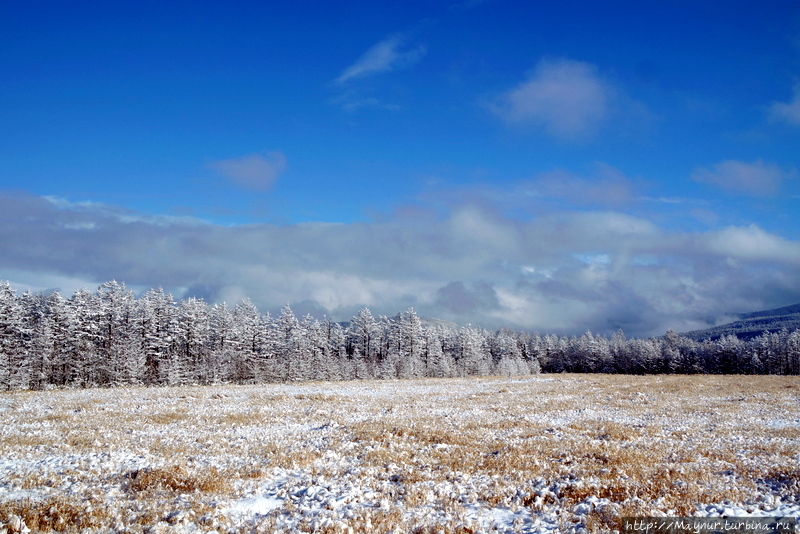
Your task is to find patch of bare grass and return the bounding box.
[0,496,108,533]
[125,464,230,495]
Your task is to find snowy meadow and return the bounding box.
[1,374,799,533]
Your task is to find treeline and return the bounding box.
[0,279,798,390]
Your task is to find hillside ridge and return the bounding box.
[684,302,800,341]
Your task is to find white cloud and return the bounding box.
[770,83,800,126]
[691,159,789,196]
[208,152,287,191]
[336,34,426,85]
[702,224,800,262]
[492,59,614,139]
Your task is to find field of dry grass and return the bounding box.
[0,374,798,533]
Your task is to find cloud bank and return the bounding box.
[2,187,799,338]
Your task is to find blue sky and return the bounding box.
[2,1,800,336]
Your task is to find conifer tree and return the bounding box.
[0,281,23,389]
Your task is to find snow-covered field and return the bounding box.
[0,374,798,533]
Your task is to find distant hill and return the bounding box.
[738,302,800,320]
[684,303,800,341]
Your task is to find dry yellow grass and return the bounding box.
[0,374,798,533]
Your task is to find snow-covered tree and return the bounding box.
[208,302,237,384]
[714,334,745,374]
[172,297,209,385]
[423,326,454,378]
[45,291,73,386]
[631,338,660,374]
[348,308,378,367]
[303,314,341,381]
[94,280,136,385]
[18,290,55,390]
[457,325,490,377]
[277,305,312,382]
[231,299,262,383]
[254,311,283,382]
[67,288,101,387]
[396,308,425,379]
[325,319,348,380]
[490,328,529,376]
[137,287,176,384]
[539,334,566,373]
[0,282,24,389]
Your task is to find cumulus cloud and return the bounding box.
[492,59,614,139]
[2,191,800,338]
[691,159,789,196]
[336,34,426,85]
[769,83,800,126]
[208,152,287,191]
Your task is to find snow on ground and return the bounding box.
[0,374,798,533]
